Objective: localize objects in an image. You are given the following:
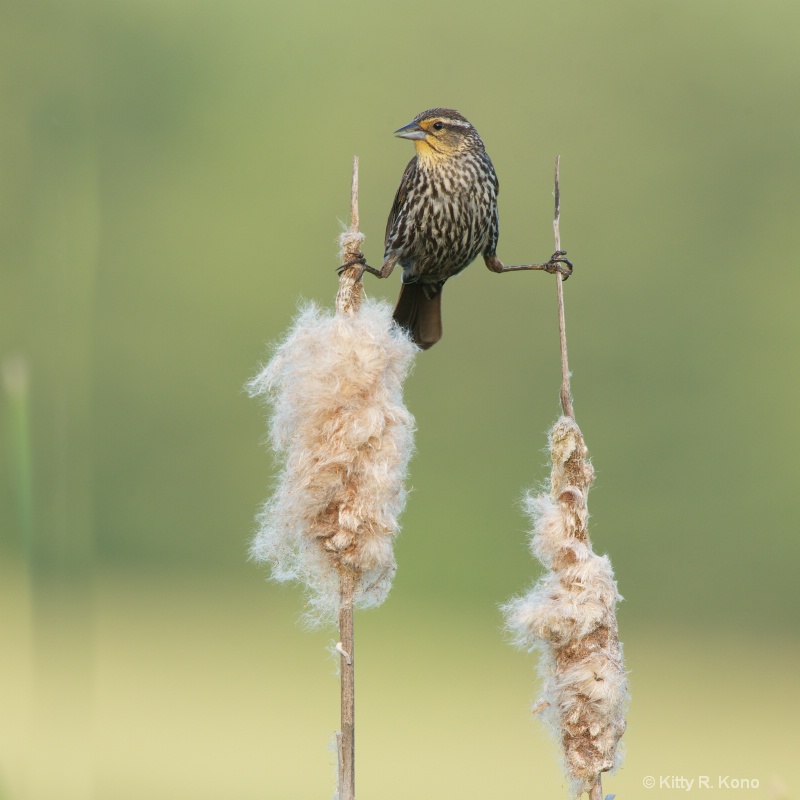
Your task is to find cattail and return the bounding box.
[247,294,416,621]
[504,158,627,799]
[504,417,628,798]
[249,157,416,800]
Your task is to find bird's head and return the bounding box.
[395,108,482,163]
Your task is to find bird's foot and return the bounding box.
[337,255,381,279]
[337,255,365,275]
[544,250,573,280]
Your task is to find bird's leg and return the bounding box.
[337,255,396,280]
[484,251,573,280]
[337,255,379,278]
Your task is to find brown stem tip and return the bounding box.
[337,155,367,316]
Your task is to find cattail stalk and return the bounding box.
[334,157,366,800]
[337,568,356,800]
[504,159,627,799]
[249,157,416,800]
[552,155,574,420]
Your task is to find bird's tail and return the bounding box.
[392,282,443,350]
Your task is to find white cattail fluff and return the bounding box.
[248,298,416,624]
[503,416,628,798]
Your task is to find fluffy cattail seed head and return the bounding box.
[248,297,416,624]
[504,416,628,797]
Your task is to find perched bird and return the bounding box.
[351,108,572,349]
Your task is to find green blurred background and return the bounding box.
[2,0,799,797]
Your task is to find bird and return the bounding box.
[347,108,572,349]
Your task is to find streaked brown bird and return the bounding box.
[352,108,572,349]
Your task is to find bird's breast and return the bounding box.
[387,153,497,283]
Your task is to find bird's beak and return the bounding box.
[394,120,427,141]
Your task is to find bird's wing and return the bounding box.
[483,153,500,258]
[485,200,500,258]
[384,157,418,252]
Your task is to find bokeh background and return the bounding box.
[2,0,799,798]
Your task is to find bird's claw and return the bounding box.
[545,250,573,280]
[337,255,382,278]
[337,255,367,275]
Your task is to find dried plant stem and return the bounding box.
[338,569,355,800]
[553,157,608,800]
[553,156,574,419]
[334,156,363,800]
[337,156,366,317]
[251,154,416,800]
[504,159,627,800]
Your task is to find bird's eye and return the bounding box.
[432,122,444,131]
